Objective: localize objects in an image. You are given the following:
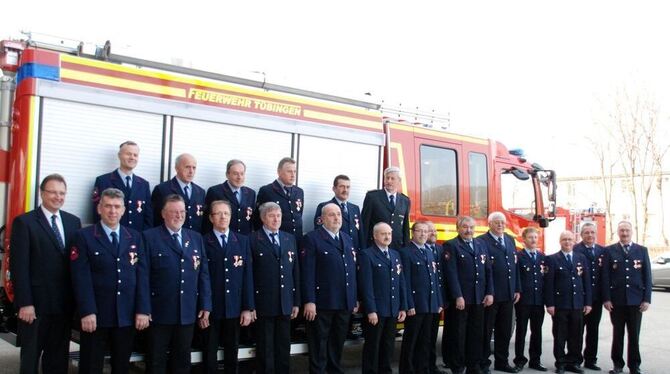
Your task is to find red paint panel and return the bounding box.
[19,48,60,66]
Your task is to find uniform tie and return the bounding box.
[234,190,241,204]
[125,175,131,191]
[389,194,395,210]
[590,247,595,258]
[530,251,536,263]
[340,202,348,214]
[110,231,120,254]
[466,240,474,251]
[382,249,390,260]
[566,253,573,265]
[284,187,292,198]
[221,234,227,249]
[172,233,182,249]
[623,244,630,255]
[270,232,281,257]
[184,185,190,200]
[498,236,505,247]
[50,214,65,250]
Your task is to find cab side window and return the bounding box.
[468,152,488,219]
[420,145,457,216]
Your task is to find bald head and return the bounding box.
[321,203,342,233]
[175,153,197,183]
[559,230,575,252]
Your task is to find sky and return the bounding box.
[3,1,670,176]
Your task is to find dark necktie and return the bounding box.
[335,234,342,249]
[466,240,474,251]
[125,175,131,191]
[530,251,536,263]
[498,236,505,248]
[340,202,348,215]
[389,195,395,210]
[383,249,390,260]
[566,253,572,265]
[623,244,630,255]
[172,233,182,249]
[270,233,281,257]
[234,190,241,204]
[284,187,292,198]
[111,231,120,254]
[221,234,227,249]
[184,185,190,201]
[50,214,64,250]
[590,247,595,258]
[420,247,428,260]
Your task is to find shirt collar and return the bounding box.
[384,189,396,199]
[213,228,230,238]
[175,177,191,190]
[276,179,293,189]
[263,226,279,239]
[525,248,537,255]
[227,182,241,194]
[323,227,339,239]
[412,241,425,250]
[40,205,60,219]
[488,231,504,242]
[101,222,120,239]
[334,197,347,205]
[117,168,133,180]
[166,226,183,237]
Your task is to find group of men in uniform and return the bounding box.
[8,140,653,374]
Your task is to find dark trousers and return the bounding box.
[362,316,397,374]
[582,301,603,365]
[202,318,241,374]
[513,304,544,367]
[306,309,350,374]
[442,306,458,369]
[429,312,441,372]
[256,315,291,374]
[482,300,514,368]
[149,323,195,374]
[17,313,71,374]
[609,305,643,371]
[552,309,583,369]
[452,304,484,371]
[79,326,135,374]
[400,313,433,374]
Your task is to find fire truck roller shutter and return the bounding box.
[298,135,381,233]
[39,98,164,224]
[170,117,293,195]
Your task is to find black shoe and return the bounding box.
[494,363,519,373]
[429,367,448,374]
[529,363,549,372]
[629,370,643,374]
[452,368,465,374]
[565,365,584,374]
[584,363,601,371]
[607,368,623,374]
[513,363,526,372]
[556,367,565,374]
[480,367,491,374]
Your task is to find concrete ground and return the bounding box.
[0,289,668,373]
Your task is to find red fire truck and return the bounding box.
[0,38,557,359]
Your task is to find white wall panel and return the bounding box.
[298,135,380,232]
[39,99,164,224]
[170,117,292,193]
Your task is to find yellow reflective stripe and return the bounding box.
[390,123,488,145]
[303,110,382,130]
[61,69,186,97]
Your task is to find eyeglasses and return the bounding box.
[43,190,66,197]
[210,212,231,218]
[166,210,186,216]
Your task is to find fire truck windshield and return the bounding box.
[501,168,535,221]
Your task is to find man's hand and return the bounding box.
[640,302,650,312]
[483,295,494,307]
[397,310,406,323]
[456,297,465,310]
[407,308,416,316]
[81,314,97,333]
[367,312,378,326]
[353,301,360,314]
[583,306,592,315]
[240,310,253,326]
[546,306,555,317]
[291,306,299,319]
[135,314,150,330]
[303,303,317,321]
[513,292,521,304]
[197,310,210,329]
[251,310,257,321]
[18,306,36,324]
[604,301,614,312]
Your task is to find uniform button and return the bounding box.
[573,292,576,295]
[626,268,630,271]
[224,258,227,261]
[626,285,630,288]
[476,281,479,284]
[281,285,284,288]
[129,221,133,224]
[392,296,395,298]
[391,221,394,224]
[508,276,511,279]
[226,290,230,293]
[117,258,120,262]
[118,280,121,284]
[281,275,284,278]
[256,290,259,294]
[572,277,575,280]
[534,288,538,291]
[117,291,121,295]
[626,276,630,279]
[226,279,230,282]
[280,266,284,269]
[182,280,185,283]
[129,210,133,214]
[117,269,121,273]
[392,287,395,290]
[181,291,184,294]
[346,283,349,286]
[225,269,229,272]
[182,269,185,272]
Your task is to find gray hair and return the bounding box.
[383,166,401,178]
[175,153,196,167]
[99,187,125,201]
[580,222,597,234]
[277,157,296,171]
[617,220,633,229]
[226,159,246,173]
[259,202,281,218]
[487,211,506,223]
[456,215,475,227]
[373,222,392,234]
[209,199,231,213]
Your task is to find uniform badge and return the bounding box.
[612,262,618,270]
[598,256,603,267]
[233,255,244,267]
[514,253,518,264]
[196,204,203,216]
[576,264,583,276]
[295,199,302,212]
[193,255,201,270]
[351,249,357,262]
[444,251,451,261]
[354,216,360,230]
[526,266,531,272]
[70,246,79,261]
[396,263,403,275]
[432,261,437,273]
[288,251,294,262]
[129,251,138,265]
[540,263,548,274]
[316,216,323,225]
[480,254,487,264]
[184,241,190,248]
[246,207,253,221]
[136,200,143,213]
[633,259,643,269]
